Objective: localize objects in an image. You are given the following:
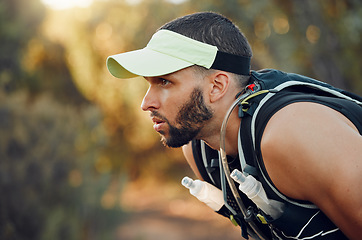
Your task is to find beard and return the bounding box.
[152,87,214,148]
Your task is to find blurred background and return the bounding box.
[0,0,361,239]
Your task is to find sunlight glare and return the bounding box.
[41,0,94,10]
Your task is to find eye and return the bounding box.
[160,78,171,86]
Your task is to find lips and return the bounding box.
[151,116,166,132]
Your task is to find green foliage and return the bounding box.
[0,0,45,92]
[0,91,123,240]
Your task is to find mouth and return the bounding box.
[151,116,166,133]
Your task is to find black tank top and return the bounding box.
[249,89,362,239]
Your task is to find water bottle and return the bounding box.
[181,176,224,211]
[230,169,285,219]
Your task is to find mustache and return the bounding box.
[150,111,168,123]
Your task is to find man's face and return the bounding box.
[142,67,214,148]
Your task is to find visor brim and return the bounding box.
[107,48,194,79]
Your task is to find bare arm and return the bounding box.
[261,102,362,240]
[182,142,203,180]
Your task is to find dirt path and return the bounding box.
[116,209,242,240]
[115,180,243,240]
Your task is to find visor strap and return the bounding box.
[211,51,251,76]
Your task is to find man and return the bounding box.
[106,12,362,239]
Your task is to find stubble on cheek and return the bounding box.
[159,88,214,148]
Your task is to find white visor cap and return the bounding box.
[106,29,218,78]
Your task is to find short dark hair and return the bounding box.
[159,12,252,87]
[159,12,252,58]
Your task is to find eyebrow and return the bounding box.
[144,76,170,84]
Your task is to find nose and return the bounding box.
[141,86,159,112]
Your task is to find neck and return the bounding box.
[200,109,241,157]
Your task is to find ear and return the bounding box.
[208,72,230,103]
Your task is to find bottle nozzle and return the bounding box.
[181,176,193,189]
[230,169,246,184]
[181,176,224,211]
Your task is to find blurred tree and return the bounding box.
[0,1,123,240]
[0,0,89,105]
[0,0,45,92]
[0,91,123,240]
[272,0,362,91]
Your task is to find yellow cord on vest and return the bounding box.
[240,90,271,112]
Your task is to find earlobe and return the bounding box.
[209,72,230,103]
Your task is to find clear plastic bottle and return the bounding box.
[181,176,224,211]
[230,169,285,220]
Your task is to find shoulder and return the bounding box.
[260,101,361,200]
[260,101,362,238]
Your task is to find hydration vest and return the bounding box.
[191,69,362,239]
